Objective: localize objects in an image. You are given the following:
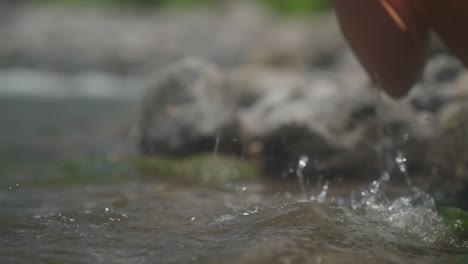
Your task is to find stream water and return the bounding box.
[1,96,468,263]
[1,177,465,264]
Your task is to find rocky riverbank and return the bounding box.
[1,2,468,198]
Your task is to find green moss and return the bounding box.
[132,154,260,183]
[37,0,219,9]
[439,207,468,238]
[0,154,260,187]
[36,0,330,15]
[260,0,330,16]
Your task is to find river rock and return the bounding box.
[138,58,238,157]
[230,62,437,179]
[138,52,468,184]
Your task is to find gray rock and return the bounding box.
[139,58,238,157]
[137,53,468,185]
[409,55,465,112]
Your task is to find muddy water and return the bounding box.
[1,97,468,263]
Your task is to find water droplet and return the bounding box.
[403,133,409,141]
[395,151,407,173]
[296,155,309,195]
[298,155,309,169]
[315,181,329,204]
[380,171,390,181]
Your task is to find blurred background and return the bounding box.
[0,0,336,162]
[1,0,467,197]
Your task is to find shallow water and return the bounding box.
[1,97,468,263]
[1,175,467,264]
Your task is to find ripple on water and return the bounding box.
[0,180,467,263]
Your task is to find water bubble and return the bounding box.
[104,208,110,212]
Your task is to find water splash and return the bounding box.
[350,172,390,210]
[296,155,329,203]
[345,90,447,243]
[313,180,329,204]
[296,155,309,195]
[287,89,448,244]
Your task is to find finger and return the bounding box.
[412,0,468,66]
[331,0,429,98]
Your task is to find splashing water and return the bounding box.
[313,180,329,204]
[296,155,309,195]
[293,90,450,244]
[296,155,329,203]
[347,90,446,243]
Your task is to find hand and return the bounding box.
[331,0,468,98]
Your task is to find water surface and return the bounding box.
[1,176,467,264]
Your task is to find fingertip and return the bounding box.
[374,72,418,99]
[380,85,412,99]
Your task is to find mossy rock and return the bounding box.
[54,154,260,185]
[1,154,260,187]
[132,154,260,183]
[439,207,468,238]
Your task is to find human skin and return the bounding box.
[331,0,468,98]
